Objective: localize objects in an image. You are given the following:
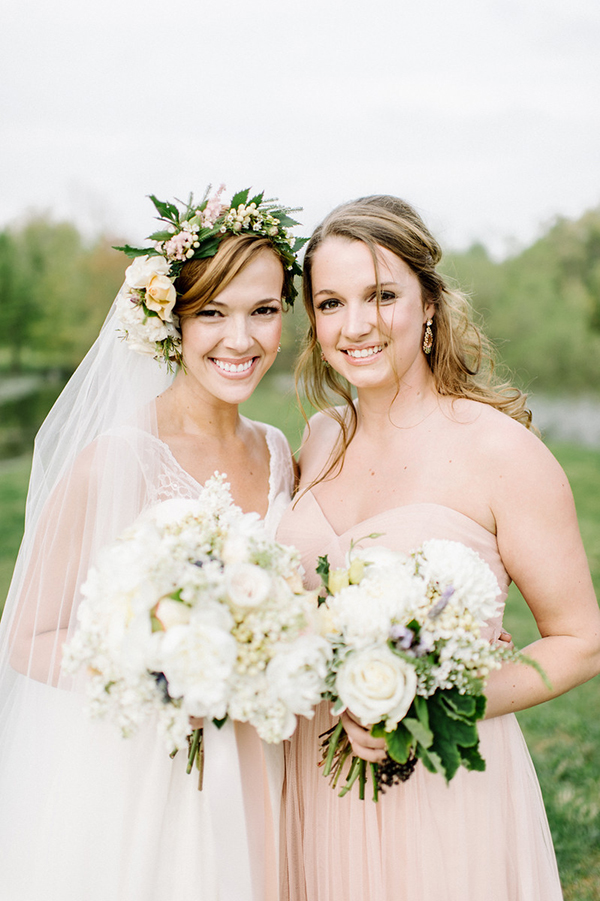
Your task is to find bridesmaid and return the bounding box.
[277,194,600,900]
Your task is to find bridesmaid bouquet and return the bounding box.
[63,475,330,786]
[316,539,538,801]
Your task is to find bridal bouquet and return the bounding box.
[64,475,329,784]
[316,539,537,801]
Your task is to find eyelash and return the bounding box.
[196,305,281,318]
[316,292,397,312]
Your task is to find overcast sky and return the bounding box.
[1,0,599,257]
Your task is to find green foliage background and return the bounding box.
[1,205,600,899]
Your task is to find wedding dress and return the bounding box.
[277,494,563,901]
[0,300,294,901]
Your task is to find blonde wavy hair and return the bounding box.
[297,195,532,482]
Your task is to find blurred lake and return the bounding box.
[1,375,600,460]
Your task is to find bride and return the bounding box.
[0,187,303,901]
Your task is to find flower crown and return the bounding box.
[114,186,306,369]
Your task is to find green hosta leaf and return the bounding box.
[426,690,482,782]
[402,716,433,749]
[416,745,445,776]
[442,689,478,722]
[459,742,486,772]
[474,694,487,720]
[230,188,250,209]
[413,694,429,728]
[385,722,413,764]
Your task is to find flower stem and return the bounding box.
[187,728,201,775]
[370,763,379,802]
[359,759,366,800]
[338,755,362,797]
[323,719,345,777]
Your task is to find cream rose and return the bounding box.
[124,254,171,289]
[336,645,417,729]
[145,274,177,321]
[226,563,272,610]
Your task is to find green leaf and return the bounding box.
[416,745,445,776]
[292,237,309,252]
[212,716,228,729]
[403,716,434,749]
[442,689,478,722]
[193,238,221,259]
[413,694,429,728]
[112,244,160,258]
[385,723,413,764]
[148,195,179,222]
[230,188,250,209]
[459,742,486,772]
[248,192,264,207]
[147,230,175,242]
[270,211,300,228]
[316,555,331,592]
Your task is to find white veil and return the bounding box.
[0,296,272,900]
[0,296,172,696]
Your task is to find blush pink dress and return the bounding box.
[276,493,563,901]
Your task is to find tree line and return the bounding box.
[1,206,599,394]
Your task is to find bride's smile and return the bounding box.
[179,249,283,404]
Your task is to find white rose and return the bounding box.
[226,563,272,609]
[267,635,330,727]
[125,255,171,289]
[145,274,177,321]
[154,598,192,630]
[336,644,417,729]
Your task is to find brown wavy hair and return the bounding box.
[297,195,532,482]
[174,233,289,317]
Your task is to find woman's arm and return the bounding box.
[484,425,600,718]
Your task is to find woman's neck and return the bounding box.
[355,371,439,435]
[156,374,241,441]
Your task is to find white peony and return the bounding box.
[160,614,236,719]
[124,254,171,289]
[267,635,331,726]
[336,644,417,729]
[416,540,502,623]
[226,562,272,610]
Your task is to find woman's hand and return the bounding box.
[189,716,204,730]
[341,710,387,763]
[497,630,514,650]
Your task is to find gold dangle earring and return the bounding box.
[423,319,433,355]
[320,349,329,368]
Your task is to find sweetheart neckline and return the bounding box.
[305,490,498,542]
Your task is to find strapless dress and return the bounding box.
[276,492,563,901]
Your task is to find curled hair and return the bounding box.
[297,195,532,483]
[174,233,289,318]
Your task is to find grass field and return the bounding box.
[1,382,599,898]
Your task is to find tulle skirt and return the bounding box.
[0,675,281,901]
[281,702,563,901]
